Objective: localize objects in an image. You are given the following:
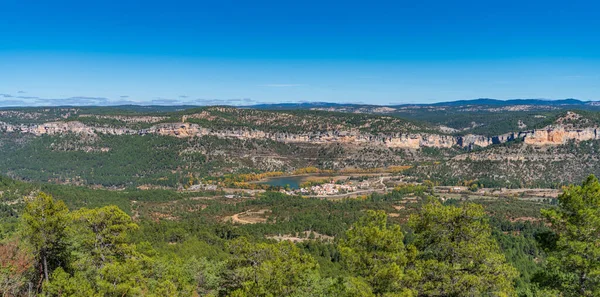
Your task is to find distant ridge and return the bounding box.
[426,98,588,106]
[248,98,593,110]
[248,102,352,110]
[0,98,596,109]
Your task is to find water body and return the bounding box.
[260,176,307,189]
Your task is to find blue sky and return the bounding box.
[1,0,600,106]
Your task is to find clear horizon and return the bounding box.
[2,0,600,107]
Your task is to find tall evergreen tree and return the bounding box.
[71,206,138,268]
[408,201,518,297]
[22,192,69,283]
[539,175,600,296]
[339,210,414,296]
[224,237,324,297]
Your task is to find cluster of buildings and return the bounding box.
[274,178,379,196]
[186,177,378,197]
[187,183,218,191]
[282,182,358,196]
[312,183,355,195]
[357,180,371,189]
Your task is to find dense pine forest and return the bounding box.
[3,0,600,293]
[4,0,600,294]
[2,172,599,296]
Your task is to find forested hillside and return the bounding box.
[4,173,595,296]
[4,106,600,188]
[3,102,600,295]
[4,0,599,293]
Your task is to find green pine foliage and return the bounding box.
[2,175,600,296]
[536,175,600,296]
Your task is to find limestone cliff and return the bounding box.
[522,127,598,145]
[2,120,600,149]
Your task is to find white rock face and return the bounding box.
[2,120,599,149]
[522,127,599,145]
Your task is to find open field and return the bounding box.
[225,209,271,224]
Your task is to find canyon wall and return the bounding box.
[1,120,599,149]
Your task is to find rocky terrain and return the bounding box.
[1,110,599,149]
[3,106,600,188]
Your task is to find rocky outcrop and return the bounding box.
[2,120,600,149]
[522,127,598,145]
[79,114,168,123]
[0,121,138,136]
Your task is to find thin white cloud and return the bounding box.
[151,98,182,105]
[192,98,257,106]
[0,100,27,107]
[259,84,306,87]
[561,75,598,80]
[0,92,263,107]
[37,96,110,105]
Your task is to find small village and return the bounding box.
[278,177,381,197]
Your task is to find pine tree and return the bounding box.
[339,210,414,296]
[22,192,69,283]
[408,200,518,296]
[539,175,600,296]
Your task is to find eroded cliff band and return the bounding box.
[1,120,595,149]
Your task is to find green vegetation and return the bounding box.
[3,173,598,296]
[4,105,600,295]
[536,175,600,296]
[179,107,434,134]
[405,139,600,188]
[339,210,411,296]
[5,106,600,188]
[408,201,518,296]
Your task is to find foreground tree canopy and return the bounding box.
[1,176,600,296]
[340,210,412,296]
[538,175,600,296]
[409,201,518,296]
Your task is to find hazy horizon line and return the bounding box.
[0,97,596,108]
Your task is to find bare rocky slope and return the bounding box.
[1,111,598,149]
